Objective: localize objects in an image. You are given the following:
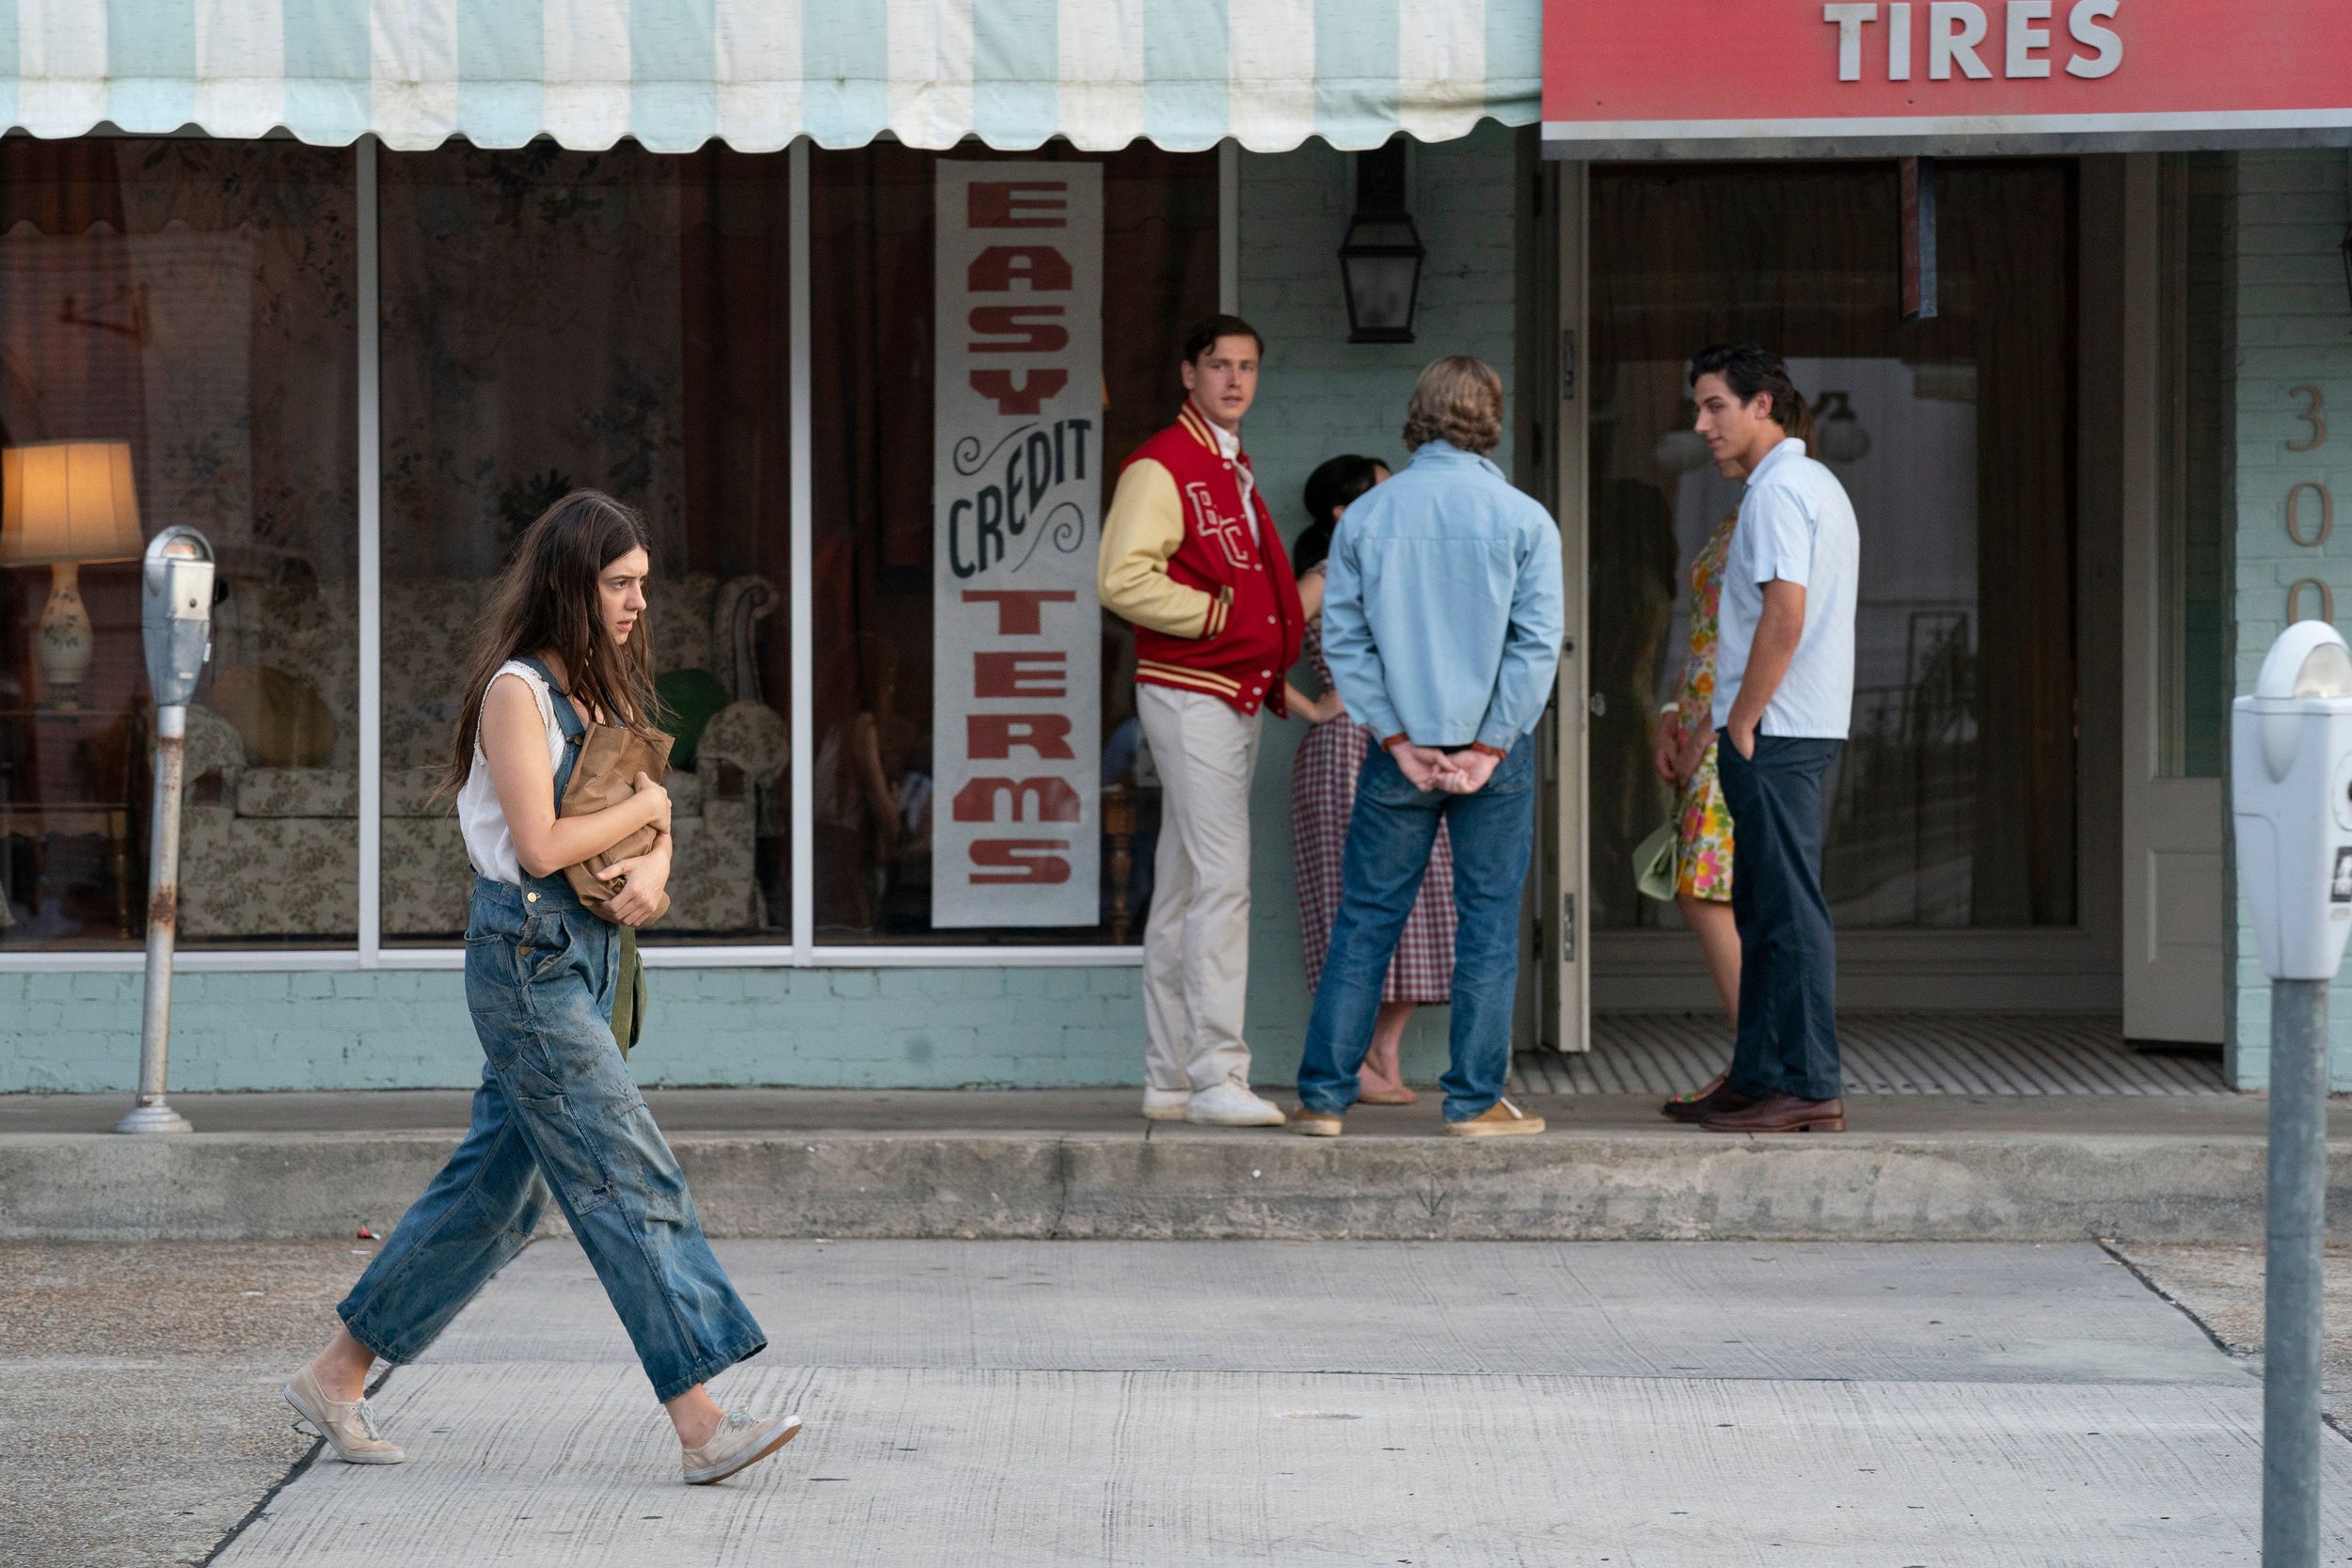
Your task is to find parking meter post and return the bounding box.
[116,702,192,1135]
[115,528,214,1137]
[2265,975,2327,1568]
[2232,619,2352,1568]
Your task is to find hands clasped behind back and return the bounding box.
[1386,741,1502,796]
[1436,749,1500,794]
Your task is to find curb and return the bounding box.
[3,1128,2338,1243]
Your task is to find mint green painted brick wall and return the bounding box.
[0,967,1150,1093]
[0,127,1524,1095]
[2228,149,2352,1090]
[1236,123,1523,1085]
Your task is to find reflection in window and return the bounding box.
[0,140,358,947]
[809,144,1216,944]
[1589,162,2079,931]
[378,145,791,942]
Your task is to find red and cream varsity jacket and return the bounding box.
[1096,403,1305,718]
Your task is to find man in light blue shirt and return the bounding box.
[1293,356,1564,1138]
[1677,344,1859,1135]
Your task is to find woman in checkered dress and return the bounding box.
[1285,455,1454,1106]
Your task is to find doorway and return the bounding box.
[1549,157,2127,1029]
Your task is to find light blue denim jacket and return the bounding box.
[1319,440,1565,752]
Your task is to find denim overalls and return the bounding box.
[338,657,765,1402]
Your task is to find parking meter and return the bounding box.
[141,527,215,709]
[115,527,215,1135]
[2233,618,2352,982]
[2231,617,2352,1568]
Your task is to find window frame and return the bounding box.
[0,132,1239,971]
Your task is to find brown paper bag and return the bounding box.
[559,720,676,925]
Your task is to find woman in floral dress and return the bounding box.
[1652,509,1741,1111]
[1285,454,1454,1106]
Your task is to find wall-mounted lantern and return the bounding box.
[1339,138,1424,344]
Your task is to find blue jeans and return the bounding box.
[1297,736,1537,1122]
[338,877,765,1403]
[1715,734,1844,1101]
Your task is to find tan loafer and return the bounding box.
[1289,1105,1344,1137]
[283,1365,405,1465]
[1445,1098,1547,1138]
[682,1408,803,1485]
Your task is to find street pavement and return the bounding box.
[0,1240,374,1568]
[8,1237,2347,1567]
[138,1238,2344,1567]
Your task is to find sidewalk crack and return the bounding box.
[199,1362,400,1565]
[1046,1135,1075,1241]
[2096,1236,2352,1446]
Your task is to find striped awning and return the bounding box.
[0,1,1538,152]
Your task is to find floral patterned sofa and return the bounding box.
[177,572,785,940]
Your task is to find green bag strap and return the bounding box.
[612,926,647,1057]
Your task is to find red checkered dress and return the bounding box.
[1289,617,1456,1004]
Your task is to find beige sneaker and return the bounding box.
[1444,1099,1547,1138]
[283,1365,405,1465]
[1289,1105,1344,1137]
[1141,1087,1189,1120]
[682,1408,803,1485]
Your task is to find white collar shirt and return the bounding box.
[1203,413,1258,543]
[1710,437,1861,738]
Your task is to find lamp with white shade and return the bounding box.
[1,440,146,710]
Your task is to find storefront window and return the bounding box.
[0,139,358,948]
[808,144,1216,944]
[1588,161,2079,931]
[378,145,791,943]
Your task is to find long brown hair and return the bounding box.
[441,489,660,800]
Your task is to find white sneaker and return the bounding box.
[283,1365,405,1465]
[1141,1087,1189,1120]
[1184,1081,1288,1127]
[682,1408,803,1485]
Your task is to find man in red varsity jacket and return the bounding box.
[1097,314,1305,1128]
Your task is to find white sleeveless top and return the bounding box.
[457,660,567,885]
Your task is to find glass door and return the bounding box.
[1583,160,2089,1006]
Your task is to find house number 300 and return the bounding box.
[2284,385,2334,625]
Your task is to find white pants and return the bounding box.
[1136,684,1263,1093]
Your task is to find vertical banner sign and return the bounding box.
[933,163,1104,927]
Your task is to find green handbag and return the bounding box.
[1633,820,1679,903]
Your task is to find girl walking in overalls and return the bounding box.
[284,491,798,1486]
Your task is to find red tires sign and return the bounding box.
[1542,0,2352,155]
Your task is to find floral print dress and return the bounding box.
[1673,512,1739,902]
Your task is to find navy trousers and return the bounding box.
[1715,734,1844,1101]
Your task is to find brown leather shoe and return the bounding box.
[1662,1082,1755,1124]
[1702,1092,1845,1133]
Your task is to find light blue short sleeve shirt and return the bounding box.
[1710,438,1860,739]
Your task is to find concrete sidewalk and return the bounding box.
[5,1087,2346,1244]
[204,1239,2349,1567]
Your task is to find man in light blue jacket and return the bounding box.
[1292,356,1564,1138]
